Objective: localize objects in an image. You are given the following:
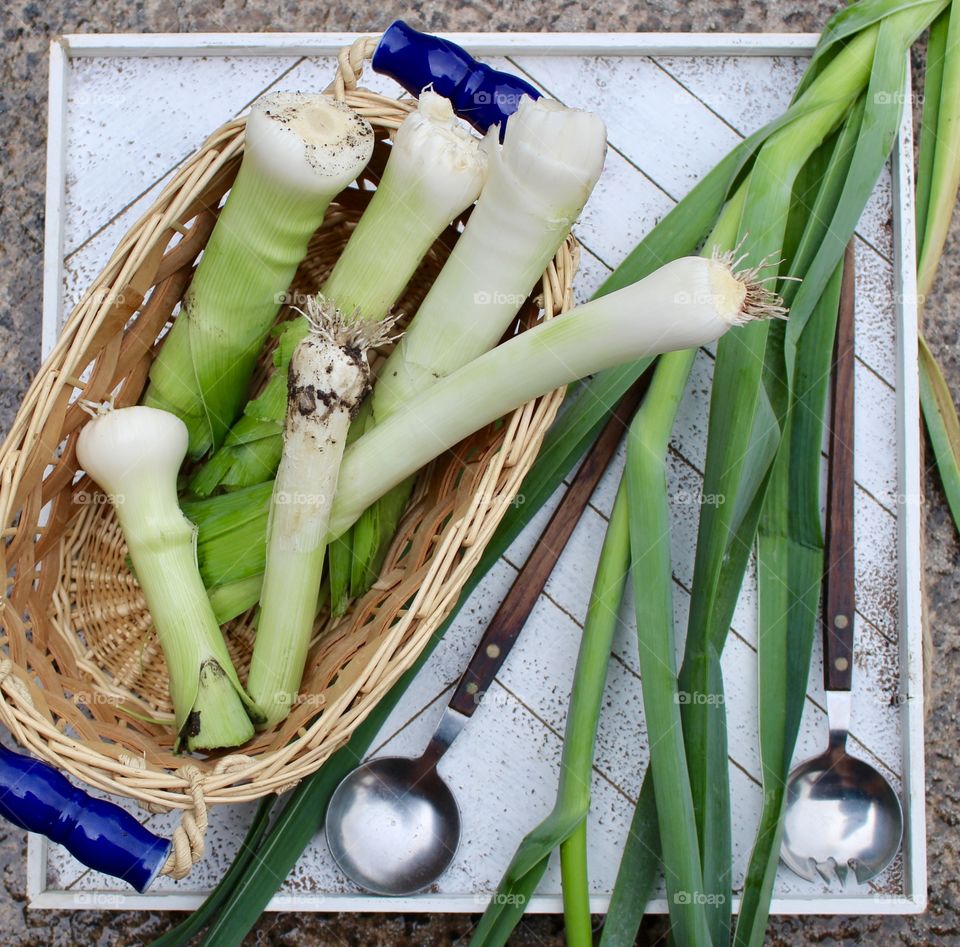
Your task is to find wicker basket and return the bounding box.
[0,36,577,878]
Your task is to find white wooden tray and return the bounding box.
[30,31,925,917]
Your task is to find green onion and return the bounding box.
[144,93,374,457]
[249,302,392,726]
[76,405,263,750]
[189,91,486,497]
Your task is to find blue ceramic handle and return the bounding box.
[372,20,542,135]
[0,744,170,892]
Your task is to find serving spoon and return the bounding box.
[780,243,903,886]
[325,373,650,896]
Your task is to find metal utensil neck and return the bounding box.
[825,689,851,751]
[419,707,469,769]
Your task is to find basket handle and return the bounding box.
[0,744,170,892]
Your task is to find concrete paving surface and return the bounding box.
[1,1,959,944]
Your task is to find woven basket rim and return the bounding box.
[0,34,578,878]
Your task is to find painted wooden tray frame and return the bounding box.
[29,31,924,917]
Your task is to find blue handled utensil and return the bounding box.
[372,20,541,136]
[0,743,170,892]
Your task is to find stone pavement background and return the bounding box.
[1,2,958,944]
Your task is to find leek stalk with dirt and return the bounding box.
[143,92,374,457]
[189,91,486,497]
[248,303,392,726]
[76,405,263,751]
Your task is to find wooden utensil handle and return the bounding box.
[448,372,652,717]
[823,242,857,692]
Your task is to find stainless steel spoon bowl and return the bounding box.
[780,696,903,885]
[326,748,462,896]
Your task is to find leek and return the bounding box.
[189,252,786,614]
[144,92,374,457]
[76,405,263,751]
[470,481,632,947]
[371,95,607,417]
[334,94,608,608]
[189,91,486,496]
[603,3,949,943]
[327,253,783,539]
[248,302,392,726]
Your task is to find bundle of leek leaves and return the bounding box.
[142,0,960,942]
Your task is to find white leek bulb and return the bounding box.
[77,405,263,751]
[144,92,374,458]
